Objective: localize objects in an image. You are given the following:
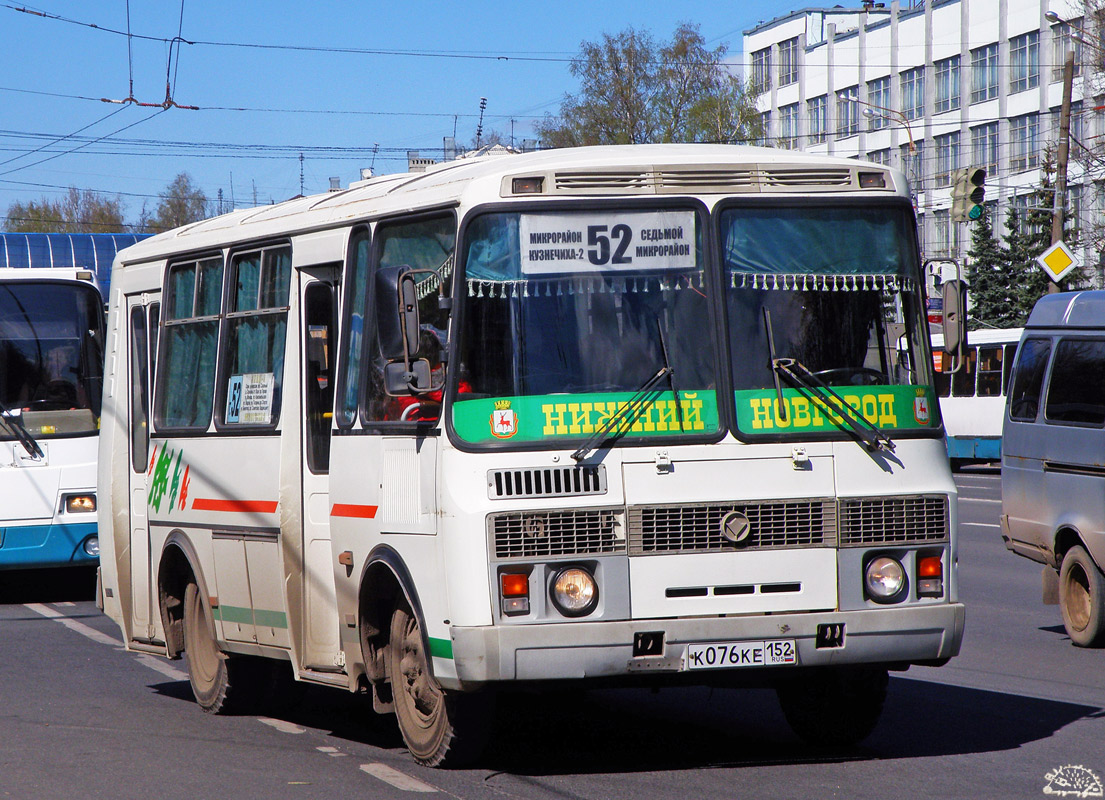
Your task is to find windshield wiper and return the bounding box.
[0,402,43,459]
[770,357,895,453]
[657,318,684,433]
[571,365,671,462]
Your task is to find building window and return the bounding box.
[759,111,771,146]
[752,47,771,93]
[934,132,960,188]
[867,76,891,130]
[808,95,827,144]
[867,148,891,166]
[1010,31,1040,94]
[901,67,925,121]
[1011,113,1040,171]
[779,37,799,86]
[971,43,999,103]
[902,140,924,190]
[1069,183,1084,233]
[1051,21,1084,82]
[933,209,960,257]
[935,56,960,113]
[779,103,799,149]
[971,122,999,175]
[837,86,858,138]
[1053,101,1085,146]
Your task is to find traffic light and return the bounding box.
[950,167,986,221]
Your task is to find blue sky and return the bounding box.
[0,1,786,224]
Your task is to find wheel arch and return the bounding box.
[157,531,211,660]
[1054,526,1089,568]
[357,544,430,687]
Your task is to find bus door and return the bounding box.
[299,269,342,669]
[126,293,160,640]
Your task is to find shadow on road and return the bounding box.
[0,566,97,604]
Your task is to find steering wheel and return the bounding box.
[811,367,888,387]
[399,400,441,422]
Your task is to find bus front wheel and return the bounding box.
[776,665,888,747]
[387,601,492,767]
[1059,546,1105,647]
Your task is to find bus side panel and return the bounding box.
[98,285,130,631]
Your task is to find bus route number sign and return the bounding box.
[519,210,696,275]
[683,639,797,670]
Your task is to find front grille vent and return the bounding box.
[536,165,870,196]
[490,509,625,560]
[761,168,853,187]
[488,465,607,500]
[838,495,949,546]
[628,499,836,555]
[553,170,653,192]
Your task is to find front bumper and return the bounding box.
[446,602,965,689]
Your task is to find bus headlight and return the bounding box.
[65,494,97,513]
[550,567,598,617]
[864,556,906,603]
[83,536,100,557]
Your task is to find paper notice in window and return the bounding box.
[227,373,274,424]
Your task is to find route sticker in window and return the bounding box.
[519,210,696,274]
[226,373,275,424]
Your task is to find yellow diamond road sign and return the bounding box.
[1037,240,1079,283]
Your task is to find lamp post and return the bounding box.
[1045,10,1078,293]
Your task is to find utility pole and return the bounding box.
[1049,50,1074,294]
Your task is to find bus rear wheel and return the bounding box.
[183,582,259,713]
[387,601,491,767]
[776,665,888,747]
[1059,546,1105,647]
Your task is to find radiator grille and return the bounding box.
[628,499,836,555]
[490,509,625,560]
[488,465,607,499]
[761,167,853,187]
[838,495,949,545]
[539,165,872,195]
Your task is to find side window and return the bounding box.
[304,282,336,473]
[129,306,149,472]
[336,228,371,427]
[1008,338,1051,421]
[1045,338,1105,426]
[933,350,951,398]
[951,346,977,397]
[364,214,455,424]
[157,257,223,429]
[976,345,1003,396]
[1002,343,1017,394]
[221,245,291,427]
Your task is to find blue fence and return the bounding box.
[0,233,151,297]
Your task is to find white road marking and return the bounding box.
[316,746,348,758]
[135,654,189,682]
[360,763,438,793]
[259,717,307,735]
[24,603,122,648]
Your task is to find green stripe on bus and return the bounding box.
[429,637,453,660]
[212,605,289,629]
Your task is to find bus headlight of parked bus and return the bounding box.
[864,556,907,603]
[550,566,599,617]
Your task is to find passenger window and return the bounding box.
[1045,338,1105,426]
[221,245,291,427]
[304,282,336,472]
[951,347,977,397]
[933,351,951,398]
[1008,338,1051,421]
[1002,343,1017,394]
[976,346,1003,397]
[157,257,223,429]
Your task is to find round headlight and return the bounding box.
[83,536,100,557]
[865,556,906,602]
[550,567,598,617]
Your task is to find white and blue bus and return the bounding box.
[932,327,1022,466]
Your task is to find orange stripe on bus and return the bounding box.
[191,498,278,513]
[331,503,378,519]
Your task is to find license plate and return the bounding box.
[683,639,797,670]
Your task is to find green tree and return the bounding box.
[4,187,126,233]
[536,23,762,147]
[139,172,208,233]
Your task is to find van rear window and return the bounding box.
[1008,338,1050,421]
[1045,339,1105,426]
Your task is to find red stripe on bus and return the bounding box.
[191,498,278,513]
[331,503,378,519]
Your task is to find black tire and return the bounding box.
[1059,545,1105,647]
[387,600,492,767]
[182,582,261,713]
[776,665,888,747]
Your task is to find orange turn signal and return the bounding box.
[501,573,529,597]
[918,556,943,578]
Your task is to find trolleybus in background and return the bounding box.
[98,144,964,766]
[0,267,105,571]
[931,327,1022,467]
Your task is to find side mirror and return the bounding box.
[941,278,968,369]
[376,265,421,361]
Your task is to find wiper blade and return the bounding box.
[571,366,671,462]
[771,357,895,453]
[0,404,43,460]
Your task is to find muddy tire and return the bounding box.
[776,665,888,747]
[1059,546,1105,647]
[182,582,260,713]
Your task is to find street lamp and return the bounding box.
[849,97,915,153]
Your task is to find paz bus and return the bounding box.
[0,233,147,572]
[97,144,964,766]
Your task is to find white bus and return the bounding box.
[98,144,964,766]
[0,267,104,572]
[931,327,1022,467]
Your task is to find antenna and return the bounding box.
[370,143,379,170]
[229,171,235,211]
[299,153,304,196]
[475,97,487,148]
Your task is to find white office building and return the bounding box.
[743,0,1098,283]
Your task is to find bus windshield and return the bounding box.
[453,207,720,445]
[720,203,936,438]
[0,280,104,438]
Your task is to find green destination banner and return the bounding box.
[453,391,720,444]
[734,385,937,433]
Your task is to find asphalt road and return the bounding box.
[1,468,1102,799]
